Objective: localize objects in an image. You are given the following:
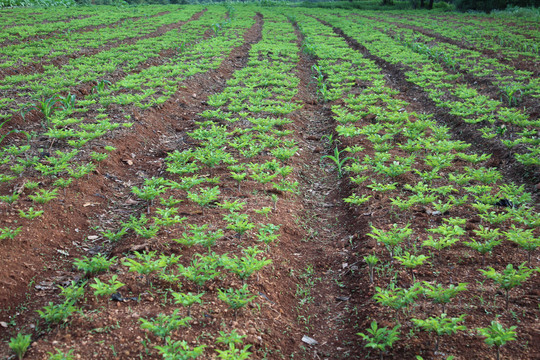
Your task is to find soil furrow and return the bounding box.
[318,18,540,197]
[284,24,366,359]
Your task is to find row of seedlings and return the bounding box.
[0,8,259,337]
[0,6,97,28]
[0,6,209,248]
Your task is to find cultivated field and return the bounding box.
[0,4,539,359]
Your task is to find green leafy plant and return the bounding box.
[172,292,204,316]
[58,280,87,304]
[422,282,468,313]
[28,188,58,204]
[368,224,413,257]
[479,263,535,310]
[394,252,429,281]
[464,226,502,266]
[174,224,223,250]
[221,248,272,282]
[139,309,192,338]
[256,223,280,245]
[0,226,22,241]
[254,206,272,219]
[505,225,539,264]
[90,275,124,308]
[321,147,353,178]
[37,300,77,325]
[0,192,19,204]
[74,254,116,276]
[216,329,246,346]
[373,283,423,320]
[23,96,61,128]
[122,251,163,285]
[178,254,219,289]
[412,314,467,353]
[154,337,206,360]
[187,186,220,215]
[9,333,31,360]
[58,94,76,112]
[223,212,255,240]
[477,321,517,360]
[18,207,44,220]
[357,321,400,360]
[47,348,75,360]
[215,343,252,360]
[344,193,372,206]
[364,254,379,284]
[217,284,255,318]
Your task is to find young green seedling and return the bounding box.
[505,225,539,264]
[172,292,205,316]
[373,283,423,320]
[9,333,31,360]
[217,284,256,318]
[357,321,400,360]
[154,338,206,360]
[477,321,517,360]
[364,254,379,284]
[479,263,535,311]
[368,224,413,257]
[90,275,124,309]
[394,252,429,281]
[422,282,468,313]
[412,314,467,353]
[74,254,116,276]
[321,147,353,178]
[139,309,192,338]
